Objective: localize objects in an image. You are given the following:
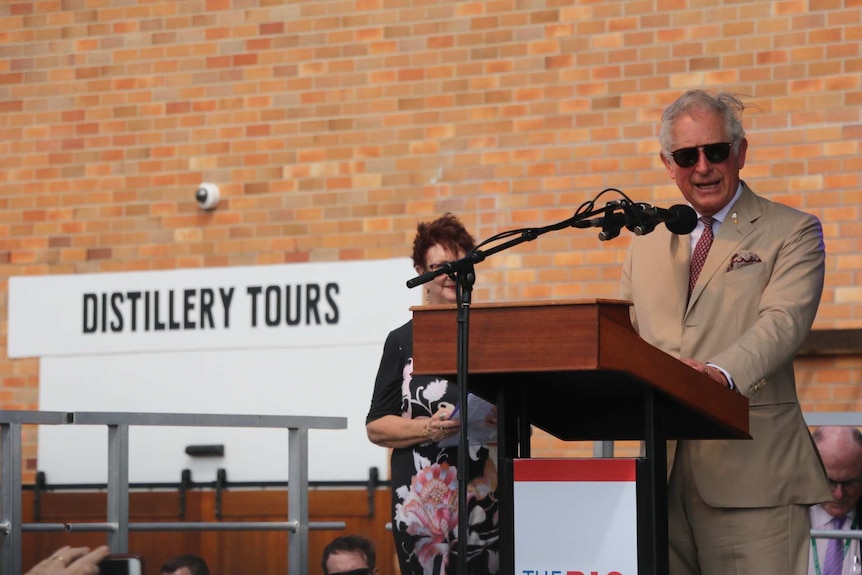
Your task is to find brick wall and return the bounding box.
[1,0,861,474]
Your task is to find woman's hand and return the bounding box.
[423,409,461,443]
[367,411,461,449]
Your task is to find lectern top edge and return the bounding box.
[410,297,632,312]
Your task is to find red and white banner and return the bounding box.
[513,458,638,575]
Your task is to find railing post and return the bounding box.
[288,427,309,575]
[1,421,23,575]
[106,423,130,551]
[592,440,614,457]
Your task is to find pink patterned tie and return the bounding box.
[823,515,846,575]
[689,216,714,296]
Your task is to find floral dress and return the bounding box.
[367,320,499,575]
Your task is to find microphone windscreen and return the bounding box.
[666,204,698,234]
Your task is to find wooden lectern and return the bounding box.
[412,299,749,575]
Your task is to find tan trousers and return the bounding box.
[668,442,810,575]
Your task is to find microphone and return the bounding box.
[630,204,698,236]
[571,211,630,229]
[572,211,631,241]
[573,202,698,240]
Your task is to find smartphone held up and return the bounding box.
[98,555,143,575]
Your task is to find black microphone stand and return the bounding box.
[454,260,474,575]
[405,201,629,575]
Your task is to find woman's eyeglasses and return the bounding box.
[428,261,452,272]
[670,142,732,168]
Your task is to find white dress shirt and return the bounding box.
[809,504,861,575]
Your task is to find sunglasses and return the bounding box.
[670,142,732,168]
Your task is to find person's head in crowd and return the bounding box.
[412,212,476,305]
[160,554,210,575]
[321,534,379,575]
[814,426,862,518]
[659,89,749,218]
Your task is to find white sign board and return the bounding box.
[9,259,416,357]
[8,259,422,483]
[514,458,638,575]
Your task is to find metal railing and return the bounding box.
[0,410,348,575]
[803,412,862,427]
[5,410,858,571]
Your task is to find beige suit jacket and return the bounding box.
[619,183,830,508]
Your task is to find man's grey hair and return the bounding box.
[659,89,747,160]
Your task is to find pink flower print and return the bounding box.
[394,462,459,574]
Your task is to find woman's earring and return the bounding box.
[425,289,430,303]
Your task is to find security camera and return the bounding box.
[195,183,220,210]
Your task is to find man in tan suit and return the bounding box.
[619,89,831,574]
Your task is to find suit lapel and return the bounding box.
[670,232,690,317]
